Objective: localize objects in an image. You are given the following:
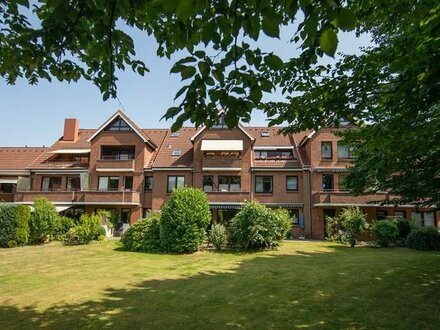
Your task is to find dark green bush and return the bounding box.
[15,205,31,246]
[0,204,17,247]
[395,217,412,239]
[372,220,399,247]
[64,213,105,245]
[29,198,59,243]
[209,223,228,250]
[339,206,368,247]
[160,187,211,253]
[228,202,291,250]
[53,216,76,241]
[121,213,161,252]
[406,227,440,251]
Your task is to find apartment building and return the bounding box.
[1,110,438,238]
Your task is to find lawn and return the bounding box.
[0,240,439,329]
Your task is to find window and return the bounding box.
[321,141,332,159]
[124,176,133,190]
[286,176,299,191]
[171,149,181,157]
[167,176,185,193]
[101,146,135,160]
[322,174,334,190]
[394,210,406,218]
[144,176,153,191]
[105,118,132,131]
[376,210,388,220]
[170,131,180,137]
[143,208,152,218]
[260,131,269,137]
[42,177,61,191]
[338,143,354,159]
[66,176,81,191]
[218,176,241,192]
[121,208,131,224]
[254,149,294,160]
[203,176,213,192]
[98,176,119,191]
[0,183,13,193]
[256,176,273,193]
[288,209,300,225]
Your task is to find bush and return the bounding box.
[0,204,17,247]
[228,202,291,250]
[53,216,76,241]
[160,187,211,253]
[64,213,105,245]
[406,227,440,251]
[15,205,31,246]
[325,216,342,243]
[372,220,399,247]
[395,217,412,239]
[29,198,59,243]
[339,206,368,247]
[209,224,228,250]
[121,213,161,252]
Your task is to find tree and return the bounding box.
[1,1,438,205]
[339,206,368,247]
[29,198,59,243]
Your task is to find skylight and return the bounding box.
[171,149,181,156]
[261,131,269,137]
[170,131,180,137]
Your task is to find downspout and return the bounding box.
[308,167,313,239]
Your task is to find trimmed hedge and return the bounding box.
[160,187,211,253]
[406,227,440,251]
[228,202,291,250]
[121,214,161,252]
[0,204,18,247]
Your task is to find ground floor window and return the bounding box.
[287,209,300,225]
[121,208,131,224]
[60,206,85,220]
[394,210,406,218]
[217,209,238,226]
[376,210,388,220]
[143,208,152,218]
[323,209,337,238]
[412,212,436,227]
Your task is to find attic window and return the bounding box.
[105,118,133,132]
[261,131,269,137]
[171,149,181,157]
[170,131,180,137]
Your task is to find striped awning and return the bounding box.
[315,168,348,173]
[264,203,304,208]
[209,203,243,210]
[0,178,18,184]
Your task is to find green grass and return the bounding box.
[0,240,439,329]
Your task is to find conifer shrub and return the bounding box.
[160,187,211,253]
[0,204,17,247]
[121,213,161,252]
[228,202,291,250]
[14,205,31,246]
[372,220,399,247]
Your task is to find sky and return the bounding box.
[0,23,370,147]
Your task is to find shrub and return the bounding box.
[372,220,399,247]
[395,217,412,239]
[228,202,291,250]
[406,227,440,251]
[121,213,161,252]
[64,213,105,245]
[15,205,31,246]
[325,216,342,243]
[53,216,76,241]
[160,187,211,253]
[0,204,17,247]
[29,198,59,243]
[339,206,368,247]
[209,224,228,250]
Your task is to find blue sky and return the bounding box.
[0,26,370,147]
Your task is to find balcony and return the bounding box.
[0,193,14,202]
[202,157,243,169]
[96,159,135,171]
[203,189,251,203]
[313,190,390,206]
[14,190,140,205]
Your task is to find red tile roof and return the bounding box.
[244,127,295,146]
[0,147,47,170]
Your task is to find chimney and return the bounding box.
[63,118,79,141]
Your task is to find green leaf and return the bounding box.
[336,8,357,31]
[319,29,338,57]
[262,9,281,38]
[181,66,196,80]
[249,87,263,103]
[264,54,284,70]
[176,0,195,20]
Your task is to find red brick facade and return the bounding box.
[1,111,438,237]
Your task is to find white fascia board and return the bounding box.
[253,146,295,150]
[151,167,193,171]
[95,168,134,172]
[0,170,29,176]
[32,169,89,174]
[251,168,304,172]
[201,140,243,151]
[202,167,241,171]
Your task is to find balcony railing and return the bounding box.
[313,190,390,205]
[203,186,243,193]
[96,159,135,170]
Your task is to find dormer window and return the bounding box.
[172,149,181,157]
[170,131,180,137]
[261,131,269,137]
[255,149,294,160]
[212,113,227,128]
[105,118,132,131]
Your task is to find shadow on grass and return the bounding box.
[1,246,439,329]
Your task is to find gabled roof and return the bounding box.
[0,147,47,171]
[87,110,157,149]
[299,130,316,147]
